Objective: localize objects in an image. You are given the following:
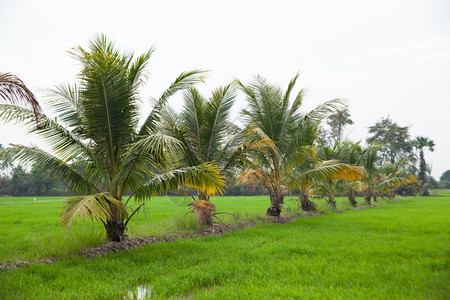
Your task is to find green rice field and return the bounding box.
[0,195,448,299]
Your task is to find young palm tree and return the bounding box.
[334,141,364,206]
[313,142,365,208]
[0,35,223,241]
[0,72,42,119]
[291,157,365,211]
[161,84,239,199]
[359,145,379,205]
[376,162,416,198]
[160,84,243,224]
[412,136,435,196]
[237,74,345,216]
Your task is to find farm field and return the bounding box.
[0,194,307,262]
[0,195,449,299]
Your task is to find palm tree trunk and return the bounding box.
[104,219,126,242]
[300,192,317,212]
[198,191,210,201]
[328,193,337,208]
[418,150,426,183]
[364,193,371,205]
[418,150,431,196]
[347,189,358,206]
[104,206,126,242]
[267,193,283,216]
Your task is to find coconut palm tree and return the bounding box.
[291,156,365,211]
[335,141,364,206]
[376,162,416,198]
[237,74,345,216]
[0,35,223,241]
[359,145,379,205]
[348,146,416,204]
[412,136,435,196]
[313,142,365,208]
[160,84,245,224]
[161,84,239,199]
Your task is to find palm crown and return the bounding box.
[161,84,240,200]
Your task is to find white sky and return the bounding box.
[1,0,449,178]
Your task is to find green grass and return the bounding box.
[430,189,450,196]
[0,196,448,299]
[0,195,292,262]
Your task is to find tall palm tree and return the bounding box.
[0,35,223,241]
[412,136,435,196]
[237,74,344,216]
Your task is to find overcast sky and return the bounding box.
[1,0,449,178]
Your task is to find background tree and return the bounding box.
[9,166,32,196]
[366,116,412,165]
[0,35,223,241]
[326,105,353,142]
[439,170,450,189]
[317,105,353,146]
[412,136,435,196]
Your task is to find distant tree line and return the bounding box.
[0,160,69,196]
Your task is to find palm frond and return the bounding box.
[0,72,42,119]
[0,145,97,194]
[287,160,365,188]
[202,84,236,161]
[134,163,224,201]
[46,83,83,129]
[0,104,100,164]
[139,70,207,135]
[236,169,273,190]
[348,180,367,192]
[305,98,344,125]
[60,193,127,227]
[377,174,417,191]
[114,132,183,196]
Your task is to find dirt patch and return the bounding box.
[351,206,368,210]
[0,257,56,271]
[77,222,249,258]
[266,215,298,223]
[302,211,325,217]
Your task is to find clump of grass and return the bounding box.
[174,214,200,232]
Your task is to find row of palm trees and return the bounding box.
[0,36,414,241]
